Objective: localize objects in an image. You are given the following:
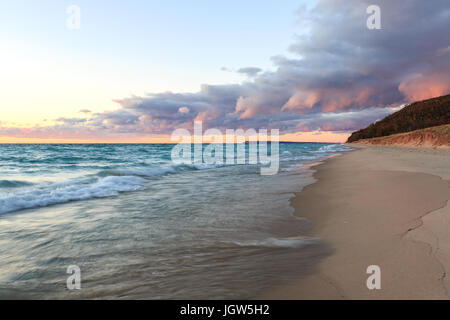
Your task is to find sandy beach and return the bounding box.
[260,145,450,299]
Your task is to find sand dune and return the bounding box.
[351,125,450,149]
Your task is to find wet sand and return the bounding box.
[259,145,450,299]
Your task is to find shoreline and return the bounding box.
[258,145,450,299]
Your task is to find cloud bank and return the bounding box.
[1,0,449,140]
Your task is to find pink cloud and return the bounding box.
[399,73,450,102]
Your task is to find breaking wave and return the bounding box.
[0,176,147,215]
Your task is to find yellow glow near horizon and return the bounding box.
[0,41,245,127]
[0,131,350,144]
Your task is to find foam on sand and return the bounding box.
[233,236,318,249]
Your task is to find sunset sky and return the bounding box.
[0,0,449,143]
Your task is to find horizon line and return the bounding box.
[0,141,345,145]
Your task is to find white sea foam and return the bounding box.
[281,164,304,172]
[233,237,318,249]
[112,167,176,177]
[0,176,147,215]
[99,164,225,177]
[187,163,227,170]
[0,163,234,215]
[317,143,350,153]
[280,155,318,162]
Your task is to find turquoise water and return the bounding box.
[0,143,351,299]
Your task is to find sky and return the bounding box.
[0,0,449,143]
